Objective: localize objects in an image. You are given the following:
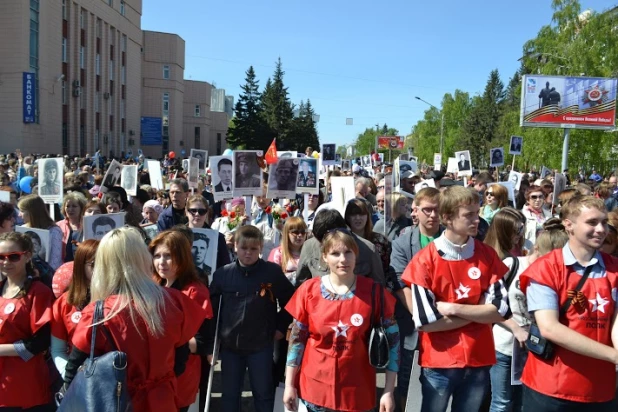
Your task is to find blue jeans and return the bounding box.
[220,344,274,412]
[396,348,415,399]
[419,366,490,412]
[489,351,523,412]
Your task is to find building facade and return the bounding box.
[0,0,229,159]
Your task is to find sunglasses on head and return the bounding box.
[0,251,28,262]
[188,208,208,216]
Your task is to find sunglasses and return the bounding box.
[290,230,307,236]
[485,192,494,197]
[188,208,208,216]
[529,195,544,200]
[0,251,28,262]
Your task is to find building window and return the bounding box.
[95,54,100,75]
[194,105,200,117]
[62,0,67,20]
[108,0,113,7]
[62,81,67,105]
[163,65,170,79]
[94,129,99,150]
[120,1,125,16]
[109,61,114,80]
[121,66,126,85]
[120,100,125,119]
[29,0,39,72]
[194,127,200,149]
[80,47,85,69]
[80,9,85,29]
[96,19,102,38]
[162,93,169,114]
[95,92,99,112]
[121,34,127,52]
[217,133,222,154]
[62,123,69,153]
[62,38,67,63]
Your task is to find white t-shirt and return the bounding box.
[492,256,533,356]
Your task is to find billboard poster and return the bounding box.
[520,75,617,130]
[377,136,404,150]
[140,117,163,145]
[23,72,36,123]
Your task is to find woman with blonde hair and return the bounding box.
[149,230,212,412]
[489,218,568,412]
[268,216,307,287]
[481,184,509,224]
[17,194,63,270]
[522,185,552,252]
[373,192,412,241]
[61,227,207,411]
[56,191,87,262]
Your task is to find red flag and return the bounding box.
[265,138,278,164]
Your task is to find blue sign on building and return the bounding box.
[23,72,36,123]
[140,117,163,145]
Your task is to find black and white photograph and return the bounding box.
[490,147,504,167]
[120,165,138,196]
[267,158,299,199]
[38,157,64,203]
[552,173,567,205]
[330,176,356,217]
[414,179,436,193]
[210,155,234,202]
[341,159,351,171]
[454,150,472,176]
[182,159,189,173]
[192,228,219,284]
[540,166,552,179]
[276,151,297,159]
[142,223,159,242]
[361,155,371,167]
[508,170,524,191]
[509,135,523,155]
[321,143,336,166]
[187,157,199,188]
[102,159,123,192]
[335,154,342,165]
[190,149,208,172]
[146,159,164,190]
[83,212,125,241]
[16,226,50,262]
[233,150,263,197]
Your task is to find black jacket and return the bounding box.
[209,259,295,354]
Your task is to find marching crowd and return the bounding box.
[0,147,618,412]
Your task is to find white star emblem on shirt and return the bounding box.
[331,320,350,338]
[455,283,470,300]
[589,293,609,313]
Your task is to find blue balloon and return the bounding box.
[222,148,233,156]
[19,176,33,194]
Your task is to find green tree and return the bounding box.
[261,58,296,150]
[290,99,320,153]
[352,124,399,160]
[226,66,270,149]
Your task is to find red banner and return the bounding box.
[377,136,403,150]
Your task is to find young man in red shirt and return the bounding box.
[520,195,618,411]
[402,186,509,411]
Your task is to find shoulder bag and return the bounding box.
[369,282,390,369]
[57,300,132,411]
[525,265,592,360]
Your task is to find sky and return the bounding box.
[141,0,617,147]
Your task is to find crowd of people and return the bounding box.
[0,147,617,412]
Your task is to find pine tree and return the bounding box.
[261,58,295,150]
[226,66,270,149]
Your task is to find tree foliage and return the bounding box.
[408,1,618,174]
[226,60,320,152]
[353,124,400,160]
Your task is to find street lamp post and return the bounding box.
[415,96,444,157]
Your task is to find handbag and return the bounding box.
[368,282,390,369]
[56,300,132,412]
[525,265,592,360]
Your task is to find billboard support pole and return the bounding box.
[561,128,570,173]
